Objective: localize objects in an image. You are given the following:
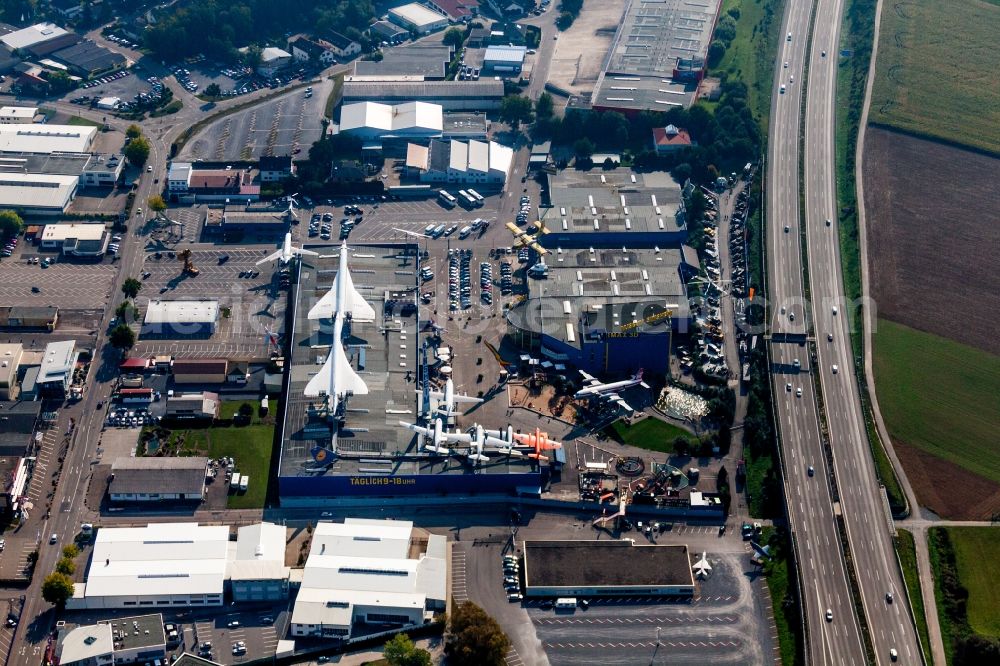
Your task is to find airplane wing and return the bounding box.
[399,421,432,438]
[426,390,445,400]
[578,370,600,386]
[307,269,376,321]
[608,394,635,412]
[452,394,483,405]
[255,250,283,266]
[294,247,320,258]
[304,343,369,399]
[443,431,473,444]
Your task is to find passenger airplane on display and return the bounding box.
[307,244,377,322]
[573,369,650,412]
[256,232,319,266]
[303,242,371,411]
[426,378,483,417]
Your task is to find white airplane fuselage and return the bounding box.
[575,377,644,399]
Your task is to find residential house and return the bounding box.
[259,155,295,183]
[652,125,694,154]
[326,32,362,59]
[289,37,337,67]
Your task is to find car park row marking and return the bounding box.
[535,614,738,625]
[544,640,741,649]
[451,550,468,603]
[504,647,524,666]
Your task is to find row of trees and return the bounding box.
[556,0,584,30]
[381,601,509,666]
[124,124,151,167]
[0,209,23,240]
[109,277,143,352]
[144,0,375,62]
[41,545,81,607]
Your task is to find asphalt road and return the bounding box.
[765,1,866,664]
[803,0,922,663]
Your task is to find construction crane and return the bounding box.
[178,248,199,276]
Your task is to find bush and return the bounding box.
[42,572,75,607]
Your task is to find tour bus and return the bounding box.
[457,190,478,209]
[466,189,485,207]
[438,190,457,208]
[555,598,577,609]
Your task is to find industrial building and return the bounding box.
[57,614,166,666]
[591,0,723,113]
[0,173,78,214]
[388,3,450,34]
[68,523,230,609]
[505,247,695,375]
[368,20,409,45]
[482,45,526,76]
[337,101,444,142]
[0,22,72,52]
[290,519,446,640]
[39,222,108,255]
[167,166,259,203]
[37,339,78,397]
[352,44,452,80]
[0,305,59,331]
[341,80,504,111]
[142,299,220,337]
[50,40,126,78]
[278,246,545,502]
[229,522,291,602]
[201,203,290,240]
[0,106,37,123]
[171,358,229,384]
[542,170,687,248]
[0,123,96,154]
[109,457,209,503]
[522,540,695,597]
[405,138,513,186]
[425,0,479,22]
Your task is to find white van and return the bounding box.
[555,598,577,609]
[458,226,472,239]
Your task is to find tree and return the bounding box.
[126,124,142,139]
[62,544,80,559]
[122,278,142,300]
[445,601,510,666]
[55,557,76,575]
[124,136,151,167]
[443,27,465,48]
[42,572,75,607]
[46,70,76,94]
[535,92,553,120]
[573,137,594,159]
[109,323,136,351]
[500,95,533,129]
[147,195,167,212]
[707,40,726,68]
[204,82,221,98]
[0,209,23,239]
[383,633,432,666]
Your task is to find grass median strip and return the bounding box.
[894,529,932,661]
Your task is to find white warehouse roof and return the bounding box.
[39,340,76,383]
[41,222,105,243]
[339,101,443,136]
[261,47,291,63]
[0,173,77,210]
[1,22,69,50]
[0,124,96,154]
[0,106,38,120]
[389,3,449,28]
[235,522,287,562]
[311,518,414,559]
[484,45,527,65]
[84,523,230,600]
[144,300,220,325]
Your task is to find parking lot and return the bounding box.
[178,79,330,161]
[528,554,772,665]
[0,257,117,309]
[133,248,286,360]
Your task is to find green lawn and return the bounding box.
[761,527,805,665]
[944,527,1000,638]
[607,418,697,454]
[205,425,274,509]
[219,399,269,424]
[874,319,1000,483]
[895,529,933,660]
[66,115,103,127]
[870,0,1000,154]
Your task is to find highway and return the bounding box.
[803,0,923,663]
[765,0,866,664]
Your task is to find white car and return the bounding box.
[825,608,833,622]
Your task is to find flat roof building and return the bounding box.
[341,80,504,111]
[353,44,452,80]
[142,300,219,337]
[388,3,450,34]
[506,247,694,375]
[171,358,228,384]
[69,523,230,610]
[165,391,220,422]
[0,343,23,400]
[0,173,78,214]
[0,123,96,154]
[1,22,70,51]
[229,522,291,602]
[591,0,723,113]
[39,221,107,255]
[52,40,126,77]
[0,305,59,331]
[109,456,209,503]
[290,519,447,640]
[522,540,695,597]
[483,45,526,75]
[0,106,37,123]
[37,339,78,397]
[58,614,167,666]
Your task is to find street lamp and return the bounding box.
[649,626,663,665]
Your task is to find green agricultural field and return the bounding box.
[870,0,1000,154]
[607,418,697,454]
[945,527,1000,638]
[874,319,1000,482]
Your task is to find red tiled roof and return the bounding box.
[652,126,693,147]
[189,170,244,190]
[429,0,479,19]
[119,358,149,370]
